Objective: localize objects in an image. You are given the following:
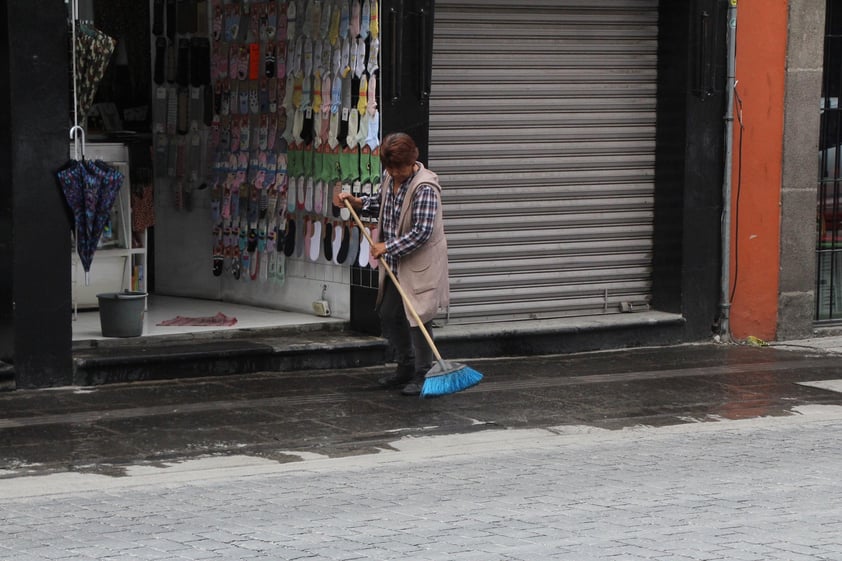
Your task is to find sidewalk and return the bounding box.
[3,399,842,560]
[4,340,842,478]
[4,339,842,559]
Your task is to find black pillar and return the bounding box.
[0,0,73,387]
[653,0,726,339]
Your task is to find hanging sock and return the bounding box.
[321,75,332,114]
[296,216,307,258]
[347,224,360,265]
[313,39,323,80]
[328,78,341,116]
[321,220,333,261]
[356,74,368,116]
[358,226,371,267]
[367,38,380,74]
[154,37,167,85]
[320,105,331,143]
[320,1,332,40]
[341,72,353,115]
[369,0,379,39]
[354,37,367,77]
[304,176,314,212]
[340,38,352,78]
[367,73,377,115]
[301,74,312,111]
[350,0,361,38]
[329,1,341,45]
[332,219,344,263]
[312,74,323,114]
[313,1,325,39]
[166,38,178,83]
[339,0,350,40]
[303,36,314,78]
[309,219,322,261]
[294,36,305,77]
[314,180,325,215]
[287,1,297,40]
[355,111,369,148]
[328,111,340,148]
[337,223,351,262]
[359,0,370,40]
[349,38,359,80]
[346,108,359,148]
[284,217,296,256]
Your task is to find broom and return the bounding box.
[344,199,483,397]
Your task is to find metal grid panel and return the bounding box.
[429,0,659,323]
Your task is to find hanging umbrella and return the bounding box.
[56,158,124,284]
[73,21,116,123]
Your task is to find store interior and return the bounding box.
[67,0,383,340]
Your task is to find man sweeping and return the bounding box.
[335,132,450,396]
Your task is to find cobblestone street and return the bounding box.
[3,405,842,560]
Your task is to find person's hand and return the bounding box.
[370,242,387,260]
[333,185,362,209]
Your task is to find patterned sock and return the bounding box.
[369,0,379,39]
[329,1,340,45]
[357,74,368,115]
[321,75,332,114]
[355,111,369,148]
[340,37,352,78]
[340,0,350,40]
[367,73,377,115]
[367,38,379,73]
[354,37,366,77]
[287,1,297,40]
[312,74,323,113]
[314,180,324,215]
[304,37,314,78]
[346,109,359,148]
[328,111,340,148]
[359,0,370,39]
[350,0,360,38]
[342,73,352,114]
[331,75,343,113]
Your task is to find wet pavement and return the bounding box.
[2,342,842,478]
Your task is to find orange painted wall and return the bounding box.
[728,1,787,341]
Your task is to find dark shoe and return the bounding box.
[378,370,413,389]
[400,379,424,396]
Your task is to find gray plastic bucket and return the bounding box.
[96,291,147,337]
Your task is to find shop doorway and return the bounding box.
[819,0,842,321]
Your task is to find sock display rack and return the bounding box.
[155,0,383,286]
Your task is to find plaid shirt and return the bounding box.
[361,169,439,275]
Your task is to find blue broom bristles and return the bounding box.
[420,364,483,398]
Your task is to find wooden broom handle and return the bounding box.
[343,199,444,362]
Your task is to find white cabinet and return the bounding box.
[69,142,148,309]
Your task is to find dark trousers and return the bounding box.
[378,277,434,377]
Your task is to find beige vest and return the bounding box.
[377,163,450,326]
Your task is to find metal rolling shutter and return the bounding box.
[429,0,659,324]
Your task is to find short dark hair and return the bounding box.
[380,132,419,169]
